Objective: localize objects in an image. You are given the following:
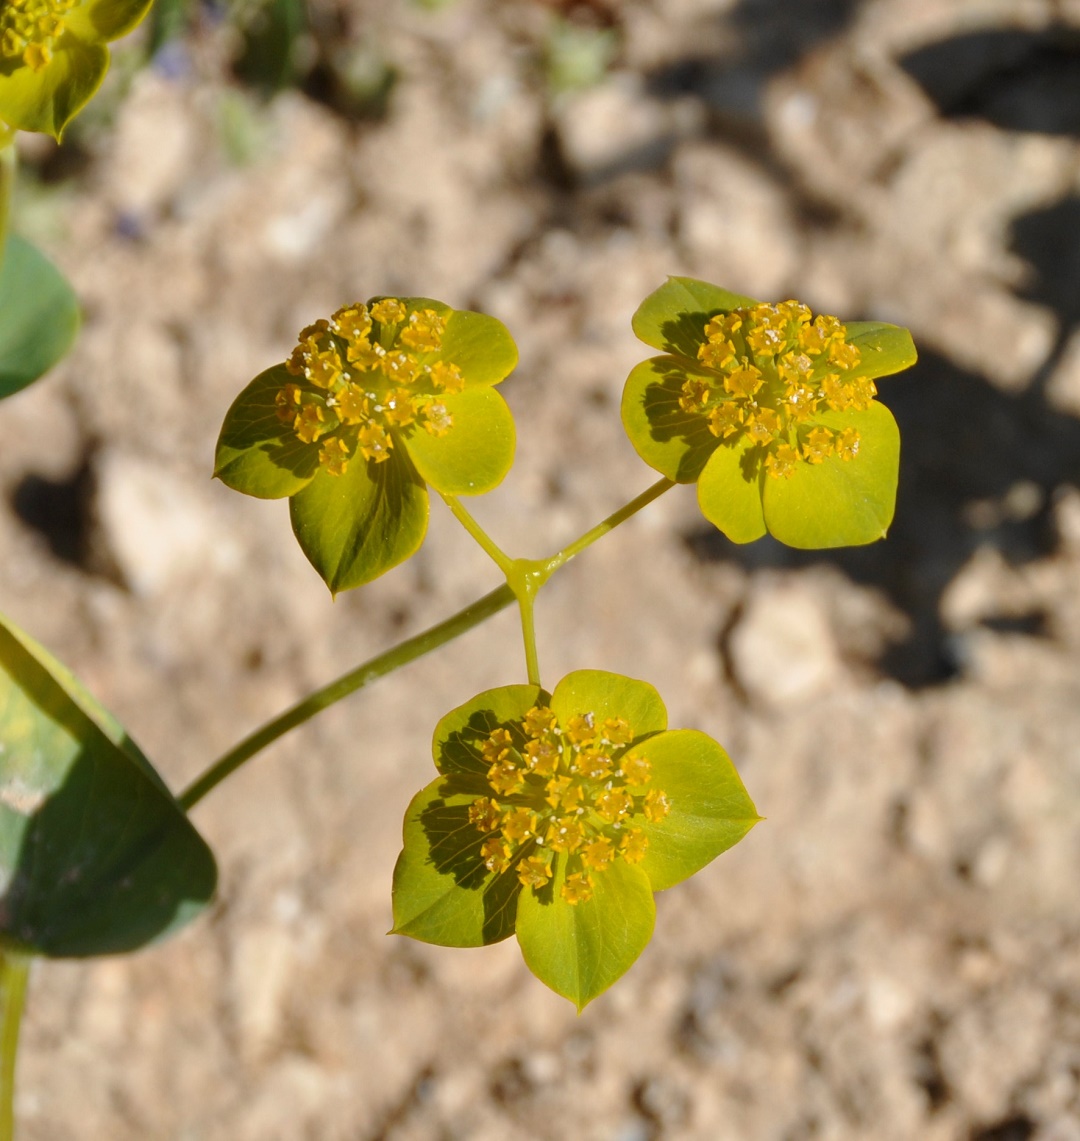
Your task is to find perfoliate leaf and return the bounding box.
[845,322,918,382]
[436,309,518,387]
[762,401,901,548]
[0,614,217,957]
[620,356,717,483]
[0,235,80,400]
[391,780,520,947]
[516,855,655,1010]
[696,435,768,544]
[432,685,546,780]
[289,445,429,594]
[633,730,760,892]
[631,277,758,359]
[550,670,667,740]
[405,387,515,496]
[214,364,320,499]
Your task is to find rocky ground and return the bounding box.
[5,0,1080,1137]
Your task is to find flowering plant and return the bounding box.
[392,671,759,1008]
[621,277,917,548]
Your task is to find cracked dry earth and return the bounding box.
[5,0,1080,1137]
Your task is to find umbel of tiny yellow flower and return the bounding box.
[391,670,759,1010]
[622,277,917,549]
[0,0,152,138]
[215,296,517,593]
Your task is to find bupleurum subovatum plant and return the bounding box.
[0,26,919,1127]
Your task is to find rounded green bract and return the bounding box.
[391,670,759,1009]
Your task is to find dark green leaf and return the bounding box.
[432,684,545,781]
[0,235,80,400]
[0,614,216,957]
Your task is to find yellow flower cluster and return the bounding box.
[0,0,77,71]
[278,299,464,477]
[467,705,670,906]
[681,301,875,479]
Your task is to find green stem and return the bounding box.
[438,493,514,574]
[178,583,515,811]
[543,476,675,573]
[0,128,16,272]
[0,952,29,1141]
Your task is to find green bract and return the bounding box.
[0,0,153,138]
[0,612,217,956]
[215,297,518,593]
[621,277,917,548]
[391,670,759,1009]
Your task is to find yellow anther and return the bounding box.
[295,404,328,444]
[821,373,852,411]
[23,40,48,69]
[798,323,831,357]
[306,348,343,389]
[816,314,844,340]
[561,873,594,905]
[518,855,553,890]
[357,421,393,463]
[331,304,372,344]
[336,384,370,425]
[275,383,303,423]
[708,402,743,439]
[468,797,502,832]
[346,338,383,372]
[643,789,672,823]
[782,381,817,422]
[829,340,861,371]
[565,714,596,747]
[489,759,526,797]
[428,360,465,394]
[765,442,799,480]
[380,350,418,384]
[481,728,515,764]
[370,298,406,326]
[581,836,615,871]
[524,706,558,738]
[400,309,446,353]
[698,339,735,371]
[575,750,612,781]
[595,787,633,823]
[502,807,537,843]
[724,360,763,400]
[546,817,586,853]
[747,407,781,445]
[835,427,861,461]
[382,389,417,428]
[620,828,649,863]
[602,717,633,746]
[525,738,560,778]
[746,323,787,357]
[319,436,351,476]
[679,377,711,413]
[544,775,577,810]
[802,426,835,464]
[777,351,813,384]
[481,836,512,874]
[849,376,877,411]
[621,754,652,787]
[777,300,812,326]
[424,402,453,436]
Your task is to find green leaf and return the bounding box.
[0,613,216,957]
[432,685,545,780]
[0,235,80,401]
[696,435,767,544]
[516,856,655,1010]
[762,401,901,548]
[214,364,320,499]
[621,356,718,483]
[0,35,109,138]
[72,0,155,40]
[634,730,759,892]
[550,671,667,740]
[289,445,429,593]
[391,779,520,947]
[404,387,515,496]
[845,322,918,381]
[632,277,759,359]
[437,308,518,388]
